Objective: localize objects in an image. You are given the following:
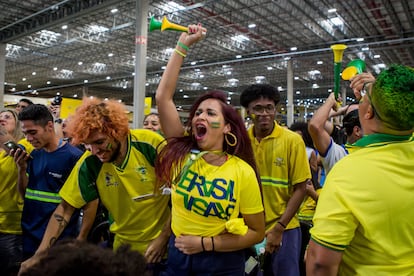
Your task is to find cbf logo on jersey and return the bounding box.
[176,169,236,220]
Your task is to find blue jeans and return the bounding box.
[163,234,245,276]
[0,233,22,275]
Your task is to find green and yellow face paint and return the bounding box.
[211,121,221,128]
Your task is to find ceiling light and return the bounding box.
[356,38,364,42]
[78,61,83,65]
[46,81,51,84]
[27,84,31,88]
[32,72,36,75]
[330,17,343,26]
[111,8,118,14]
[284,57,291,61]
[296,91,301,94]
[231,34,250,43]
[190,61,197,65]
[183,95,189,98]
[267,66,273,70]
[236,55,242,58]
[362,47,369,51]
[84,80,88,83]
[53,67,58,71]
[57,92,61,95]
[108,53,114,57]
[290,47,297,51]
[312,83,319,88]
[62,25,68,30]
[374,54,381,58]
[248,23,256,28]
[106,76,111,80]
[328,8,337,13]
[294,76,299,80]
[317,61,323,65]
[73,94,78,98]
[22,78,26,81]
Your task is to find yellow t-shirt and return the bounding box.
[311,134,414,275]
[172,154,263,237]
[59,129,170,253]
[248,122,311,231]
[0,150,23,234]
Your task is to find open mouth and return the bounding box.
[195,124,207,140]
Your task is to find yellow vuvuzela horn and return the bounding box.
[149,16,206,34]
[330,44,347,101]
[342,59,366,80]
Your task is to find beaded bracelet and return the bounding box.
[174,48,186,58]
[177,41,189,51]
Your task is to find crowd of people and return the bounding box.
[0,23,413,276]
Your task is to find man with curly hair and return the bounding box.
[307,65,414,275]
[20,98,171,275]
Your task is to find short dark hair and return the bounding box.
[240,84,281,108]
[18,104,53,127]
[342,109,360,136]
[20,239,148,276]
[19,98,34,105]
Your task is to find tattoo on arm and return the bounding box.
[49,214,69,247]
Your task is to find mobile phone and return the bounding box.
[4,140,21,151]
[3,140,32,159]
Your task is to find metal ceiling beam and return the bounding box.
[0,0,123,43]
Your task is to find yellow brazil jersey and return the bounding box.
[172,154,263,237]
[0,150,23,234]
[248,122,311,231]
[59,129,170,254]
[311,133,414,275]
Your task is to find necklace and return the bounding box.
[174,149,228,184]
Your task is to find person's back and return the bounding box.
[308,65,414,275]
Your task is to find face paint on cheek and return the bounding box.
[106,143,112,150]
[211,121,221,128]
[250,113,256,120]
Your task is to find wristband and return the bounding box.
[201,237,206,252]
[174,48,187,58]
[177,41,189,51]
[278,221,286,229]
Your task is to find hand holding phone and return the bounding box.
[3,140,32,160]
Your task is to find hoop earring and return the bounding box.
[225,132,237,146]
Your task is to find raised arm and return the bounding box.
[155,24,205,139]
[308,93,338,156]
